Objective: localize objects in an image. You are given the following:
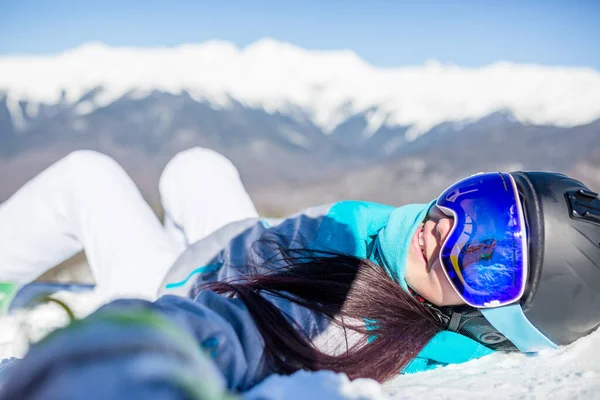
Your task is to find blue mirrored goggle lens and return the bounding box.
[436,173,528,308]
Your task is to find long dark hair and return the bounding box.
[193,240,443,383]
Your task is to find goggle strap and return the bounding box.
[480,304,557,352]
[447,311,463,332]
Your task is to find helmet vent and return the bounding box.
[577,189,599,200]
[567,189,600,224]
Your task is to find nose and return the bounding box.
[426,206,455,251]
[435,215,454,245]
[428,206,454,241]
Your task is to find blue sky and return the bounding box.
[1,0,599,69]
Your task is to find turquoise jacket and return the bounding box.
[159,200,494,388]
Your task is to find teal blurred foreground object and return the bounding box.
[0,282,20,315]
[0,300,239,400]
[0,282,95,315]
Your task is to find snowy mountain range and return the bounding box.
[1,39,599,213]
[2,38,600,137]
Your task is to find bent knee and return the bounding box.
[62,150,118,169]
[60,150,129,184]
[168,147,237,173]
[161,147,240,184]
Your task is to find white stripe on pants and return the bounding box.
[0,147,258,301]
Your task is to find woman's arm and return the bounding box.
[159,201,394,298]
[0,294,270,398]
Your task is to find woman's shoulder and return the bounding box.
[321,201,397,233]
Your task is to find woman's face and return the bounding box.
[405,205,466,307]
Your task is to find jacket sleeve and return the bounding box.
[157,202,394,358]
[159,204,336,297]
[0,294,271,398]
[159,201,394,299]
[402,331,495,374]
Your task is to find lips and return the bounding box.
[412,224,428,269]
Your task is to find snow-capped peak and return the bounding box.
[1,38,599,138]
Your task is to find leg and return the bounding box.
[159,147,258,252]
[0,151,179,300]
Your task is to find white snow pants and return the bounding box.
[0,147,258,300]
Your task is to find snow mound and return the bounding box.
[385,330,600,399]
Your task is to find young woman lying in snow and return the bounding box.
[0,148,599,398]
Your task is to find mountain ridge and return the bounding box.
[1,40,599,214]
[2,39,600,140]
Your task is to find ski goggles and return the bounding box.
[435,172,529,308]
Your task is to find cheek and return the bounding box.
[405,245,421,276]
[418,264,446,305]
[432,263,465,306]
[405,246,428,290]
[405,245,465,306]
[405,259,444,305]
[407,260,464,306]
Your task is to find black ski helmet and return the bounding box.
[436,171,600,350]
[511,171,600,346]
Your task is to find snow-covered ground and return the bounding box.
[0,290,598,399]
[386,335,600,399]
